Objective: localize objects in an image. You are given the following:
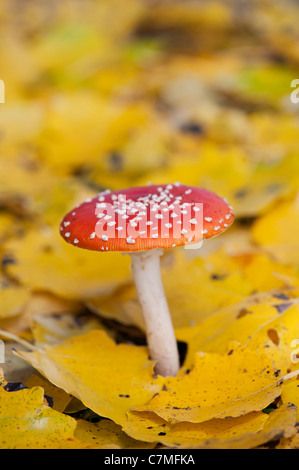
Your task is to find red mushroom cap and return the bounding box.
[60,184,234,252]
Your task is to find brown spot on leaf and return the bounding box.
[267,329,280,346]
[237,308,252,319]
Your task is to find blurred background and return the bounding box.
[1,0,299,343]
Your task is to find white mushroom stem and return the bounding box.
[130,248,180,377]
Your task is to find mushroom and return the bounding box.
[60,184,234,377]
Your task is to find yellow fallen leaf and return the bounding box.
[281,378,299,420]
[0,383,152,449]
[0,386,76,449]
[88,249,252,331]
[136,140,296,218]
[0,281,31,320]
[5,229,131,300]
[177,288,299,371]
[73,418,155,449]
[235,252,299,292]
[124,409,268,447]
[181,403,298,449]
[15,329,165,426]
[24,374,72,413]
[0,103,44,153]
[244,303,299,377]
[124,403,297,449]
[133,346,283,423]
[0,213,19,242]
[0,154,56,207]
[251,195,299,265]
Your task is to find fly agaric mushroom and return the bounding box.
[60,184,234,377]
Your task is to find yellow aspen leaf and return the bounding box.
[0,386,77,449]
[251,195,299,265]
[136,141,295,218]
[177,288,299,371]
[15,329,165,426]
[0,213,19,242]
[133,346,283,423]
[5,229,131,300]
[0,154,56,204]
[247,113,299,160]
[237,253,299,292]
[39,93,163,176]
[236,66,298,105]
[31,23,104,72]
[281,378,299,420]
[136,142,251,213]
[90,249,299,337]
[0,282,31,320]
[88,249,252,331]
[24,374,72,413]
[180,403,298,449]
[0,384,151,449]
[243,303,299,376]
[124,409,268,447]
[35,177,96,229]
[0,104,44,152]
[73,419,155,449]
